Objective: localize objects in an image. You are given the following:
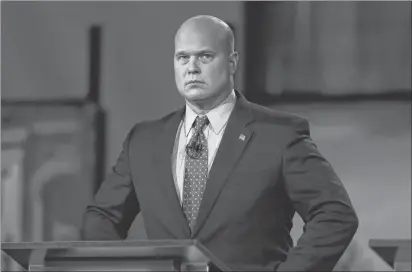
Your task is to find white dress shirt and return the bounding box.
[172,90,237,205]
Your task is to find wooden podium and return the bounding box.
[369,239,411,271]
[1,240,230,271]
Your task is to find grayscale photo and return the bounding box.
[1,1,411,271]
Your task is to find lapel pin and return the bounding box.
[239,134,246,141]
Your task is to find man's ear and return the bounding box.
[229,51,239,74]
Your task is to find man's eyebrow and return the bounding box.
[175,50,188,57]
[198,50,216,55]
[175,49,216,57]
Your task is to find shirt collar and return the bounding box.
[184,89,237,136]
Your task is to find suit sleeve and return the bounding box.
[277,118,359,271]
[81,126,140,240]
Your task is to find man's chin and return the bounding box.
[183,87,209,100]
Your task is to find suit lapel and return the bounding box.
[153,106,191,238]
[192,92,255,237]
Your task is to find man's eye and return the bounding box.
[178,55,189,62]
[177,56,189,65]
[200,54,213,61]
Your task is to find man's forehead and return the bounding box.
[175,29,225,51]
[176,27,221,42]
[177,17,225,36]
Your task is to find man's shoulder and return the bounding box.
[246,100,308,129]
[127,107,183,137]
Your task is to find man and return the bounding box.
[81,15,358,271]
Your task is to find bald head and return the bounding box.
[173,15,239,112]
[175,15,235,55]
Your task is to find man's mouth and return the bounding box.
[186,80,205,85]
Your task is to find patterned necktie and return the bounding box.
[182,115,209,231]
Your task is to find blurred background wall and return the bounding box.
[245,1,411,98]
[1,1,411,271]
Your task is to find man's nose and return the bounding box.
[187,57,201,74]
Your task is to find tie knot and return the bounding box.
[193,115,209,132]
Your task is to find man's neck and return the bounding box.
[186,89,233,115]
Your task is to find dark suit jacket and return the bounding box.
[81,91,358,271]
